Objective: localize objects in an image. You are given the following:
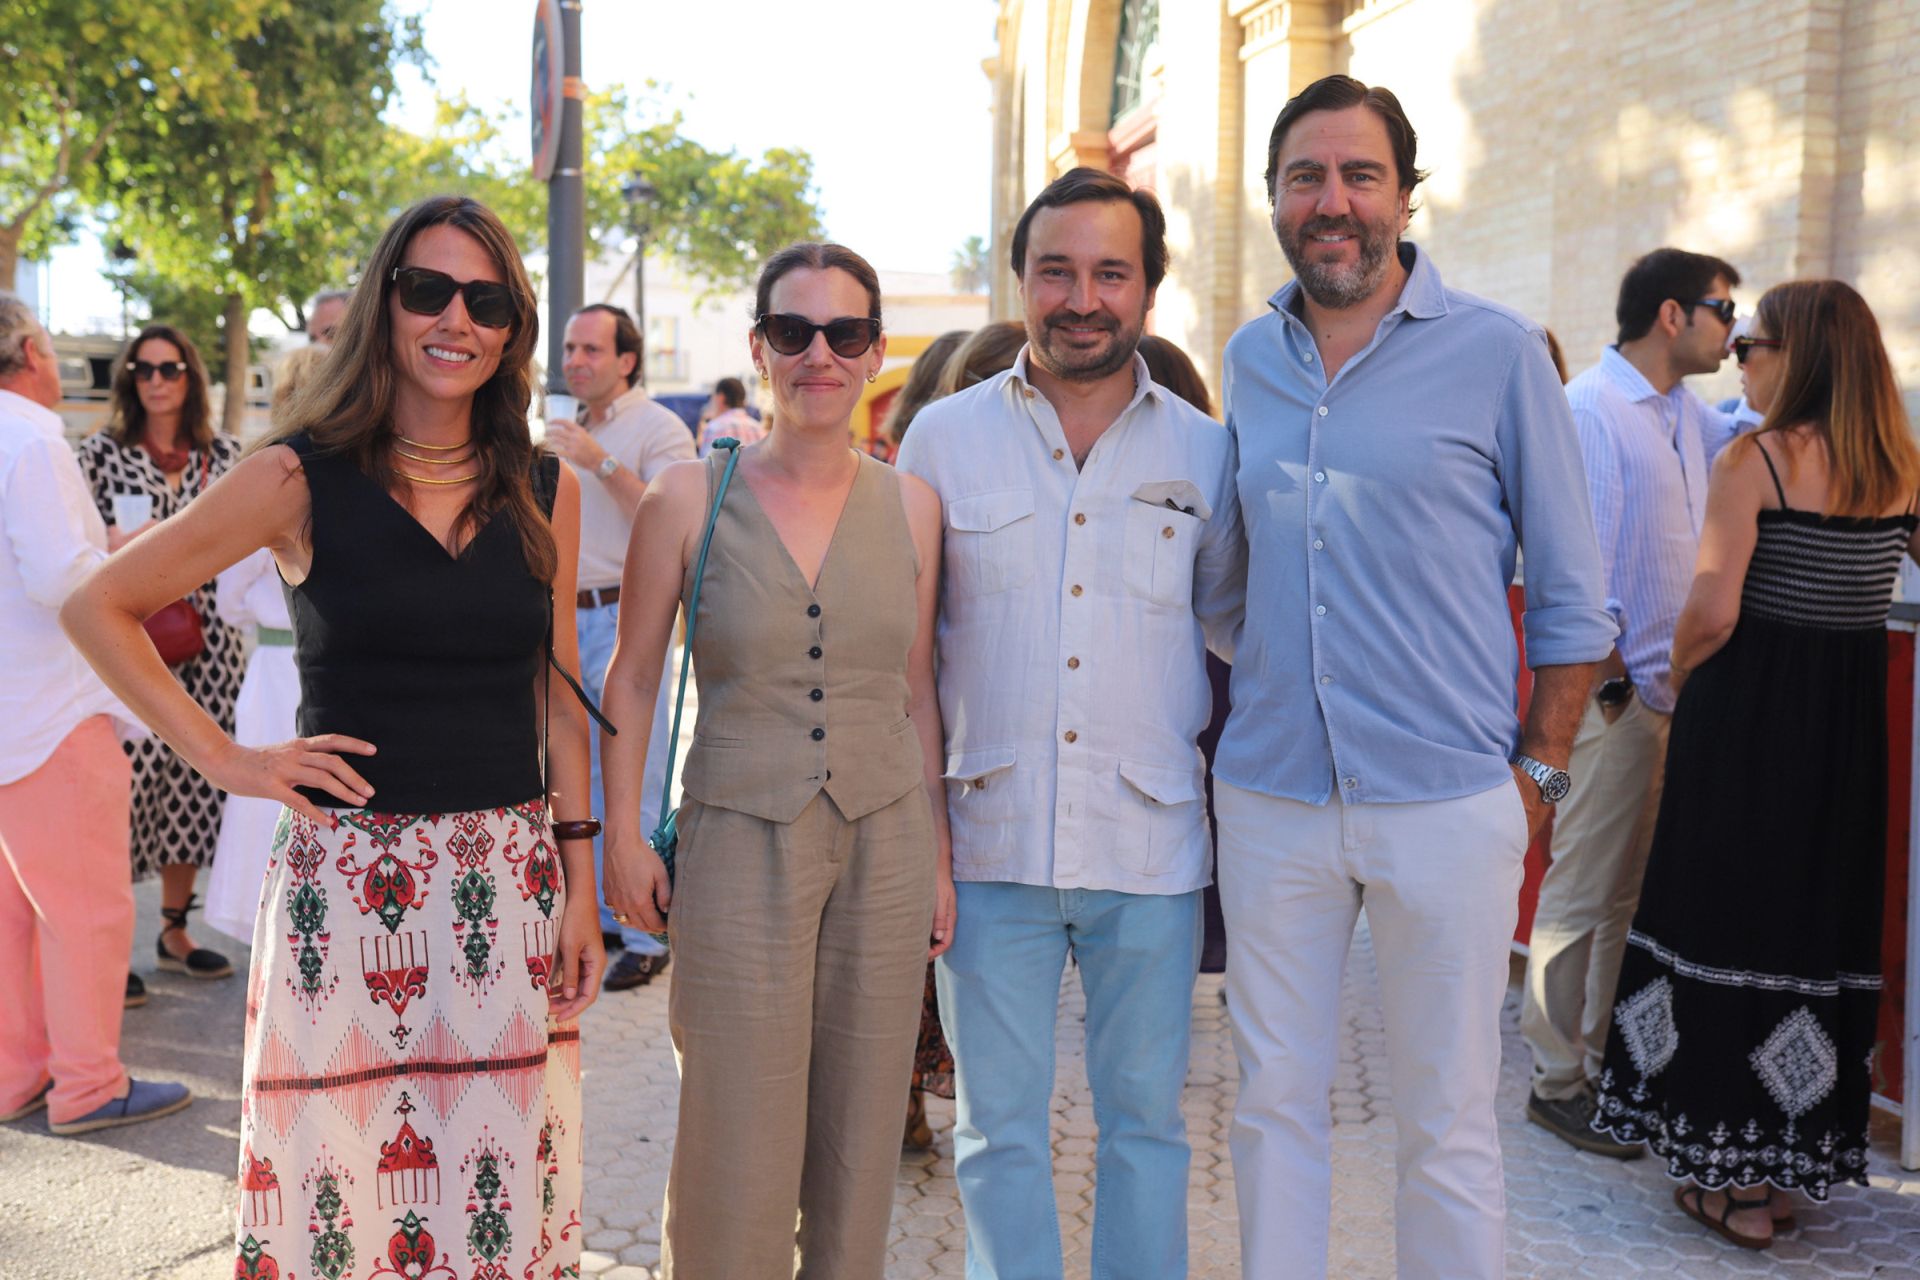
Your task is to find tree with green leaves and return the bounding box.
[103,0,422,431]
[950,235,990,294]
[0,0,272,291]
[401,86,824,301]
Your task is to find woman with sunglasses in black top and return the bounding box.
[78,323,247,994]
[1592,281,1920,1249]
[64,196,601,1279]
[599,242,953,1278]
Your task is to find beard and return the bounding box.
[1027,306,1146,383]
[1279,212,1399,310]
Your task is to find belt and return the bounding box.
[577,586,621,609]
[256,626,295,647]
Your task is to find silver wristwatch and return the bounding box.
[1512,753,1571,804]
[595,455,620,480]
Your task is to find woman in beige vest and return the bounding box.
[599,242,954,1278]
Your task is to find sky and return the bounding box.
[42,0,997,334]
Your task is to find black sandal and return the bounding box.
[1674,1184,1772,1250]
[156,895,233,979]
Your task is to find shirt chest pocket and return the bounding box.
[1122,482,1206,608]
[947,488,1036,596]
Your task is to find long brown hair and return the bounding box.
[883,329,970,445]
[1736,279,1920,517]
[939,320,1027,396]
[270,196,554,581]
[105,323,214,448]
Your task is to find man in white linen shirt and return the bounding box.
[1520,248,1743,1153]
[546,303,695,990]
[896,169,1243,1280]
[0,293,191,1135]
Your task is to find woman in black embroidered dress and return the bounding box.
[63,196,600,1279]
[1592,280,1920,1250]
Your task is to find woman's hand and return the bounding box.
[203,734,377,824]
[604,837,672,936]
[929,865,957,960]
[547,895,605,1022]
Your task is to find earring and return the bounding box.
[759,368,769,383]
[866,371,877,384]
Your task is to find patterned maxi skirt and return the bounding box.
[233,802,584,1280]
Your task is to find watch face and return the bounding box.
[1542,770,1572,803]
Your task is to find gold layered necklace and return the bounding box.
[393,433,479,486]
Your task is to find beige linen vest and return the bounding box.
[678,451,925,824]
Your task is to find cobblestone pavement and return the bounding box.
[6,884,1920,1277]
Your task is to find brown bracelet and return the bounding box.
[550,818,602,842]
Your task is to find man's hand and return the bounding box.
[1509,763,1553,844]
[545,420,608,471]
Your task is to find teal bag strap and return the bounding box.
[652,439,742,840]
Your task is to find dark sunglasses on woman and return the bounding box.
[755,313,882,359]
[1732,335,1782,366]
[127,360,189,382]
[390,265,515,329]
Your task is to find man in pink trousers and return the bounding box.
[0,292,190,1135]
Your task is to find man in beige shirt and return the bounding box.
[546,303,695,990]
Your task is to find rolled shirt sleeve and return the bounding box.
[1497,333,1617,667]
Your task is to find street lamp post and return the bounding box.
[621,174,657,382]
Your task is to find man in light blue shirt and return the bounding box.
[1521,248,1742,1157]
[1215,76,1615,1280]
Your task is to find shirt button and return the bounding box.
[1073,512,1086,526]
[1066,656,1080,670]
[1161,526,1174,539]
[811,727,826,742]
[1320,674,1332,685]
[1023,387,1036,399]
[1304,351,1315,363]
[976,777,988,790]
[1344,777,1358,789]
[809,688,823,701]
[1313,471,1326,483]
[807,603,821,618]
[1063,729,1078,744]
[1052,448,1065,461]
[808,645,822,659]
[1315,605,1327,616]
[1070,584,1083,597]
[1313,538,1325,550]
[1317,405,1329,417]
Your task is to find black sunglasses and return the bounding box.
[1732,336,1782,366]
[1683,297,1737,326]
[390,266,515,329]
[755,313,881,358]
[127,360,188,382]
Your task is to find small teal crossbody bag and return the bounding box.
[646,438,741,937]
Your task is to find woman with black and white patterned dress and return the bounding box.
[1593,280,1920,1250]
[77,324,245,991]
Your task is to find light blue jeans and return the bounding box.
[936,882,1201,1280]
[577,600,672,956]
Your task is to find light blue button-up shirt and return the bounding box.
[1566,347,1733,713]
[1218,244,1616,805]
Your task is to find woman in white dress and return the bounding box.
[203,548,301,945]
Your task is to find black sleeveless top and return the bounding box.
[283,432,556,813]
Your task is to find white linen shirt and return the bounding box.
[1566,348,1732,713]
[896,350,1244,895]
[0,390,131,783]
[568,385,697,591]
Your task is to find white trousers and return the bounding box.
[1519,695,1669,1099]
[1217,780,1528,1280]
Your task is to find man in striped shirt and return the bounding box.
[1521,247,1744,1153]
